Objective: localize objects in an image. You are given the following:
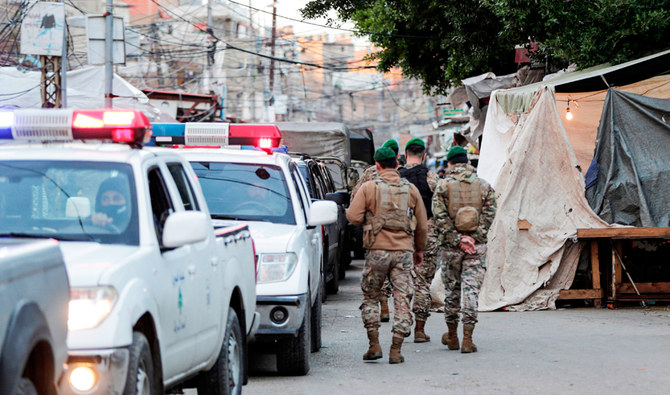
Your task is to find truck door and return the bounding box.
[147,166,197,377]
[290,164,321,301]
[164,162,221,365]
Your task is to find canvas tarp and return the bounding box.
[479,74,670,188]
[477,86,611,311]
[586,89,670,227]
[275,122,351,166]
[0,66,163,120]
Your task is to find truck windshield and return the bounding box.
[191,161,295,225]
[0,161,139,245]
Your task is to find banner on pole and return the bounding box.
[87,15,126,65]
[20,2,65,56]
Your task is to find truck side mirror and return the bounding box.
[162,211,209,248]
[307,200,337,226]
[66,197,91,218]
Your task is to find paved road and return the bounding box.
[244,259,670,394]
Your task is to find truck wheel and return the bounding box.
[310,287,322,353]
[325,260,339,295]
[197,307,243,395]
[123,332,157,395]
[276,291,311,376]
[320,260,327,303]
[15,378,37,395]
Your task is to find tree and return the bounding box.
[301,0,670,95]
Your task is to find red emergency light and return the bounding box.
[228,124,281,150]
[71,109,152,145]
[4,109,152,146]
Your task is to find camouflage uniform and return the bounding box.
[352,165,394,298]
[402,163,440,322]
[360,250,414,335]
[351,165,378,199]
[433,163,496,325]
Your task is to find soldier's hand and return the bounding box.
[413,251,423,266]
[459,235,476,254]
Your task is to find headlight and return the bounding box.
[68,286,118,331]
[257,253,298,283]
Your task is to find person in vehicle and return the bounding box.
[91,177,131,230]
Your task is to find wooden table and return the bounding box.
[571,227,670,305]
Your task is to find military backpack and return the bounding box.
[446,179,482,233]
[363,177,416,248]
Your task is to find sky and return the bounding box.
[247,0,361,40]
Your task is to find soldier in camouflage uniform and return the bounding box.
[397,138,439,343]
[433,146,496,353]
[347,146,427,364]
[351,139,399,323]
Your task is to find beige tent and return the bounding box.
[475,50,670,311]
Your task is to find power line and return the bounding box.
[226,0,436,39]
[146,0,376,71]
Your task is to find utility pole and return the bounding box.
[40,0,63,107]
[104,0,113,107]
[60,0,67,107]
[269,0,277,99]
[248,0,255,121]
[204,0,214,94]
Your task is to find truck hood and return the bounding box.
[213,220,298,253]
[59,242,141,287]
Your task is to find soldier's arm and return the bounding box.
[351,166,374,199]
[411,186,428,251]
[427,170,439,193]
[472,183,497,243]
[432,181,461,249]
[346,181,369,225]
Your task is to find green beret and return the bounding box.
[382,139,399,154]
[446,145,468,161]
[374,147,397,162]
[405,137,425,150]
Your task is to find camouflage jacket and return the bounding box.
[432,164,497,248]
[351,165,378,199]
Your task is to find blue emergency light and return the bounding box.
[0,112,13,139]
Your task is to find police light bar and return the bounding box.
[0,109,151,145]
[150,122,282,150]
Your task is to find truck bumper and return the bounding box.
[253,294,308,339]
[59,348,129,395]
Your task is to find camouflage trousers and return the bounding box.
[441,243,487,326]
[361,249,414,336]
[412,230,440,321]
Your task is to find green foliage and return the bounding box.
[301,0,670,95]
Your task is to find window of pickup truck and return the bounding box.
[0,160,139,245]
[191,161,295,225]
[167,163,200,211]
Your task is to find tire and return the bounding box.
[320,258,327,303]
[276,290,311,376]
[310,287,322,353]
[14,378,37,395]
[197,308,244,395]
[123,332,157,395]
[325,259,339,295]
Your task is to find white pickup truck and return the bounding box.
[0,238,68,395]
[0,109,258,395]
[150,122,337,376]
